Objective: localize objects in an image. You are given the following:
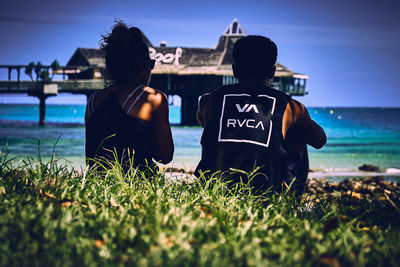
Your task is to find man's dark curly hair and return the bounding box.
[233,35,278,79]
[100,21,150,84]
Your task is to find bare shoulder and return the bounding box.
[199,93,211,108]
[288,98,308,120]
[92,87,112,105]
[98,86,112,95]
[290,98,306,111]
[200,93,211,102]
[85,87,112,122]
[145,87,168,108]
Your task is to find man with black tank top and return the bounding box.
[195,35,326,194]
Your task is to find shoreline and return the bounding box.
[162,166,400,182]
[0,118,187,127]
[3,154,400,181]
[308,170,400,182]
[1,151,399,182]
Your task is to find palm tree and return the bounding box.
[25,60,60,82]
[39,69,50,82]
[50,60,60,79]
[34,62,43,82]
[25,62,35,81]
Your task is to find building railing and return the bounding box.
[0,65,101,92]
[0,80,105,93]
[1,65,307,96]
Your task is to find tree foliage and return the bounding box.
[24,60,60,82]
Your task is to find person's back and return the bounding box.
[85,22,174,170]
[196,35,326,194]
[196,82,291,191]
[86,87,155,168]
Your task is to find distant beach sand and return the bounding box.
[7,153,400,182]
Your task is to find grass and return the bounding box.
[0,149,399,266]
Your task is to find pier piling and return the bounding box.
[180,95,198,126]
[38,95,47,126]
[27,83,58,126]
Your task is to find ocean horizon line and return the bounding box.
[1,103,400,109]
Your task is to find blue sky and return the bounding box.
[0,0,399,107]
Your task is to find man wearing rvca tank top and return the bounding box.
[195,35,326,194]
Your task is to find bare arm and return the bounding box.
[284,99,327,149]
[152,91,174,164]
[196,93,212,128]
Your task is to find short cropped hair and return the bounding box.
[232,35,278,78]
[100,21,150,84]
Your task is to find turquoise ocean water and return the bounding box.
[0,104,399,174]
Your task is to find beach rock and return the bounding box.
[304,176,400,204]
[322,183,335,192]
[329,183,339,190]
[366,185,376,193]
[383,183,397,191]
[353,181,364,192]
[363,176,383,184]
[384,189,392,195]
[358,164,380,172]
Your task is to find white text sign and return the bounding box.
[149,47,183,65]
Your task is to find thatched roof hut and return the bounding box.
[67,19,308,81]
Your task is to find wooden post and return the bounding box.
[167,74,171,91]
[28,83,58,126]
[39,95,47,126]
[180,94,198,126]
[7,67,11,90]
[17,67,20,90]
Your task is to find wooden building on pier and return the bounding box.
[67,19,308,125]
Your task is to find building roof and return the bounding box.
[223,18,246,36]
[67,19,308,79]
[67,48,105,68]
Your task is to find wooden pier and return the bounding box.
[0,64,104,125]
[0,63,307,126]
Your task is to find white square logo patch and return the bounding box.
[218,94,276,147]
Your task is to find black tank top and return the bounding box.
[85,89,154,169]
[195,82,291,191]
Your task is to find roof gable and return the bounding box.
[223,19,246,36]
[67,48,105,67]
[67,48,91,66]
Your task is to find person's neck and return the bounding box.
[238,77,270,87]
[116,80,148,92]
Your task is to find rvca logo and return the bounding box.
[235,104,259,113]
[218,94,276,147]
